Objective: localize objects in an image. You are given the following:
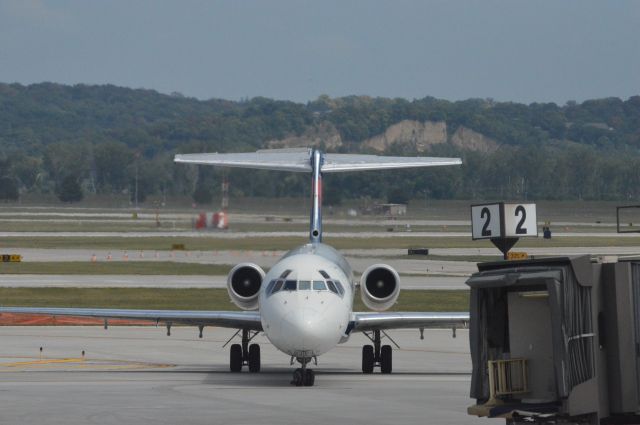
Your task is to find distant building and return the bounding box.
[373,203,407,217]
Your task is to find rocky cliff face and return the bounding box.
[266,122,343,150]
[362,120,498,153]
[362,120,447,152]
[449,126,498,152]
[266,119,497,153]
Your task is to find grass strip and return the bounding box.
[1,235,639,251]
[0,288,469,312]
[0,262,232,275]
[0,236,307,250]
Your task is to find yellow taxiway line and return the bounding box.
[0,357,173,371]
[3,357,85,367]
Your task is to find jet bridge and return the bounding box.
[466,255,640,425]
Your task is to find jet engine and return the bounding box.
[359,264,400,311]
[227,263,265,311]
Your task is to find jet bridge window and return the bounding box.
[313,281,326,291]
[298,280,311,290]
[284,280,297,291]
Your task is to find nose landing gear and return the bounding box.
[228,329,261,373]
[292,367,315,386]
[291,356,315,386]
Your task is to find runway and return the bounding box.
[0,326,483,425]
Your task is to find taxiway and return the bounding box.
[0,326,483,425]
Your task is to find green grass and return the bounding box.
[0,288,469,312]
[0,219,618,234]
[2,234,639,252]
[0,236,307,250]
[0,262,232,275]
[406,254,503,263]
[0,222,191,233]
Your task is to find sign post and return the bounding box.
[471,203,538,259]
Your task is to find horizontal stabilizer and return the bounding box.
[175,149,461,173]
[174,149,312,172]
[322,153,461,173]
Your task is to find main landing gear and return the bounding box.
[291,357,315,387]
[362,330,392,374]
[229,329,261,373]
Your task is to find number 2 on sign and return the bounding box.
[481,207,491,237]
[515,205,527,234]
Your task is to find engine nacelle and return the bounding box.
[360,264,401,311]
[227,263,265,311]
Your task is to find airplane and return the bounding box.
[0,148,470,386]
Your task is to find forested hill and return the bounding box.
[0,82,639,203]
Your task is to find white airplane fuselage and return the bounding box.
[258,243,353,358]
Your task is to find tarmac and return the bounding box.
[0,326,485,425]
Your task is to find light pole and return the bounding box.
[134,152,140,209]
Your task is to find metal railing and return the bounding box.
[488,358,528,401]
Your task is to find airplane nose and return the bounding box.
[281,307,337,355]
[284,308,320,339]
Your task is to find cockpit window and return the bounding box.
[333,280,345,295]
[313,280,326,291]
[270,279,342,296]
[280,269,292,279]
[298,280,311,290]
[272,280,284,294]
[266,280,277,294]
[318,270,331,279]
[326,280,338,294]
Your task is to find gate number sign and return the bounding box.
[471,203,537,240]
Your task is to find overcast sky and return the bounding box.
[0,0,638,104]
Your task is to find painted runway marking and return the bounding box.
[0,357,173,372]
[3,357,85,367]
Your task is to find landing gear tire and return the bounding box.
[248,344,261,373]
[362,345,374,373]
[291,367,315,386]
[303,369,315,386]
[380,344,392,374]
[230,344,243,372]
[292,368,303,386]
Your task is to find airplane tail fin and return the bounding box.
[175,148,461,243]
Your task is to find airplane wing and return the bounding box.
[350,312,469,332]
[322,154,462,173]
[0,307,263,331]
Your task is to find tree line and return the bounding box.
[0,82,639,203]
